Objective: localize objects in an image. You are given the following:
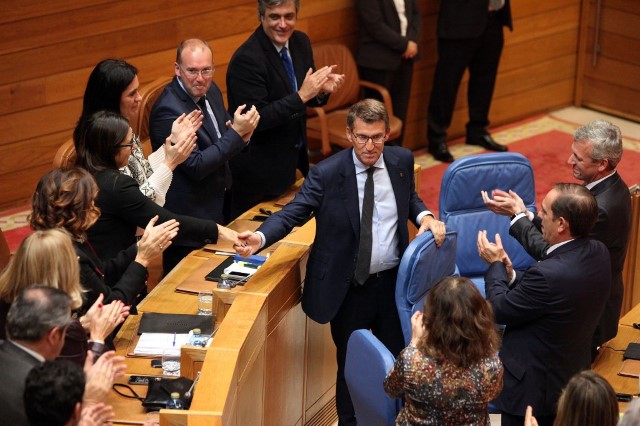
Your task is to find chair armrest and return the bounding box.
[360,80,395,117]
[307,106,332,156]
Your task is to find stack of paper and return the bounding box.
[133,333,191,356]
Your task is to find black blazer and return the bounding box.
[485,238,611,417]
[509,172,632,345]
[226,26,326,197]
[86,169,218,261]
[75,241,147,311]
[355,0,422,71]
[0,340,41,425]
[437,0,512,39]
[149,77,246,231]
[257,146,427,323]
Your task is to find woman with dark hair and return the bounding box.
[74,58,202,206]
[30,167,177,311]
[384,276,503,425]
[74,110,239,264]
[525,370,618,426]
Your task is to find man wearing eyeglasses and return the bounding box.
[235,99,446,426]
[226,0,344,219]
[149,39,260,273]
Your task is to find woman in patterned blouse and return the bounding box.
[74,59,202,206]
[384,276,503,425]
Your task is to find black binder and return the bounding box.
[623,342,640,361]
[138,312,215,335]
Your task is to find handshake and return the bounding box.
[232,231,262,258]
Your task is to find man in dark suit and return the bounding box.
[226,0,344,218]
[478,183,611,426]
[149,38,260,272]
[235,99,446,425]
[0,286,73,426]
[427,0,512,162]
[355,0,422,146]
[483,120,632,357]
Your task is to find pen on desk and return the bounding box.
[172,332,176,347]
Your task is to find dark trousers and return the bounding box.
[359,59,414,147]
[329,267,405,426]
[427,13,505,145]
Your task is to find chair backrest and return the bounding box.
[439,153,537,290]
[52,139,76,169]
[311,44,360,112]
[136,76,172,141]
[0,227,11,272]
[395,231,457,345]
[345,329,400,426]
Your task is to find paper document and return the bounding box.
[133,333,191,356]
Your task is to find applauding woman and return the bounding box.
[74,59,202,206]
[384,276,503,425]
[31,167,176,311]
[74,111,239,266]
[0,229,127,365]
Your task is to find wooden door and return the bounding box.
[576,0,640,121]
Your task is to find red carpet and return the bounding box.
[417,115,640,216]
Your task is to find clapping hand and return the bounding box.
[481,189,526,217]
[164,111,201,169]
[135,215,179,267]
[230,104,260,141]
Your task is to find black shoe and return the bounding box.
[428,143,454,163]
[466,134,508,152]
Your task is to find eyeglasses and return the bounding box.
[179,65,214,78]
[118,143,134,149]
[351,131,386,145]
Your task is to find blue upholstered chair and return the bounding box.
[439,153,537,295]
[345,329,401,426]
[395,231,457,346]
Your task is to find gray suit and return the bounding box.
[0,340,41,425]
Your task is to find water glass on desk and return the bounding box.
[162,348,180,376]
[198,290,213,315]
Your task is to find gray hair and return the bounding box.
[573,120,623,168]
[347,99,390,130]
[258,0,300,19]
[6,285,72,342]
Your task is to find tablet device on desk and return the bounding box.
[204,257,234,282]
[624,342,640,360]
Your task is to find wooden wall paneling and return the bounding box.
[583,55,640,91]
[264,302,307,426]
[0,0,113,25]
[304,318,338,424]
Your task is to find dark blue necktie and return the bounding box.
[280,47,297,92]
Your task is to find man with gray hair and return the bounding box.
[483,119,632,357]
[227,0,344,218]
[0,285,73,425]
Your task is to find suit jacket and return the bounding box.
[0,340,42,425]
[258,146,427,323]
[149,77,246,233]
[86,169,218,261]
[437,0,512,39]
[226,26,327,197]
[355,0,422,71]
[485,238,611,417]
[510,172,632,346]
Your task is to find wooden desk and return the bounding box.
[593,306,640,412]
[109,165,422,425]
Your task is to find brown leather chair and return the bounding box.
[52,138,76,169]
[306,44,403,156]
[0,227,11,271]
[136,76,172,156]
